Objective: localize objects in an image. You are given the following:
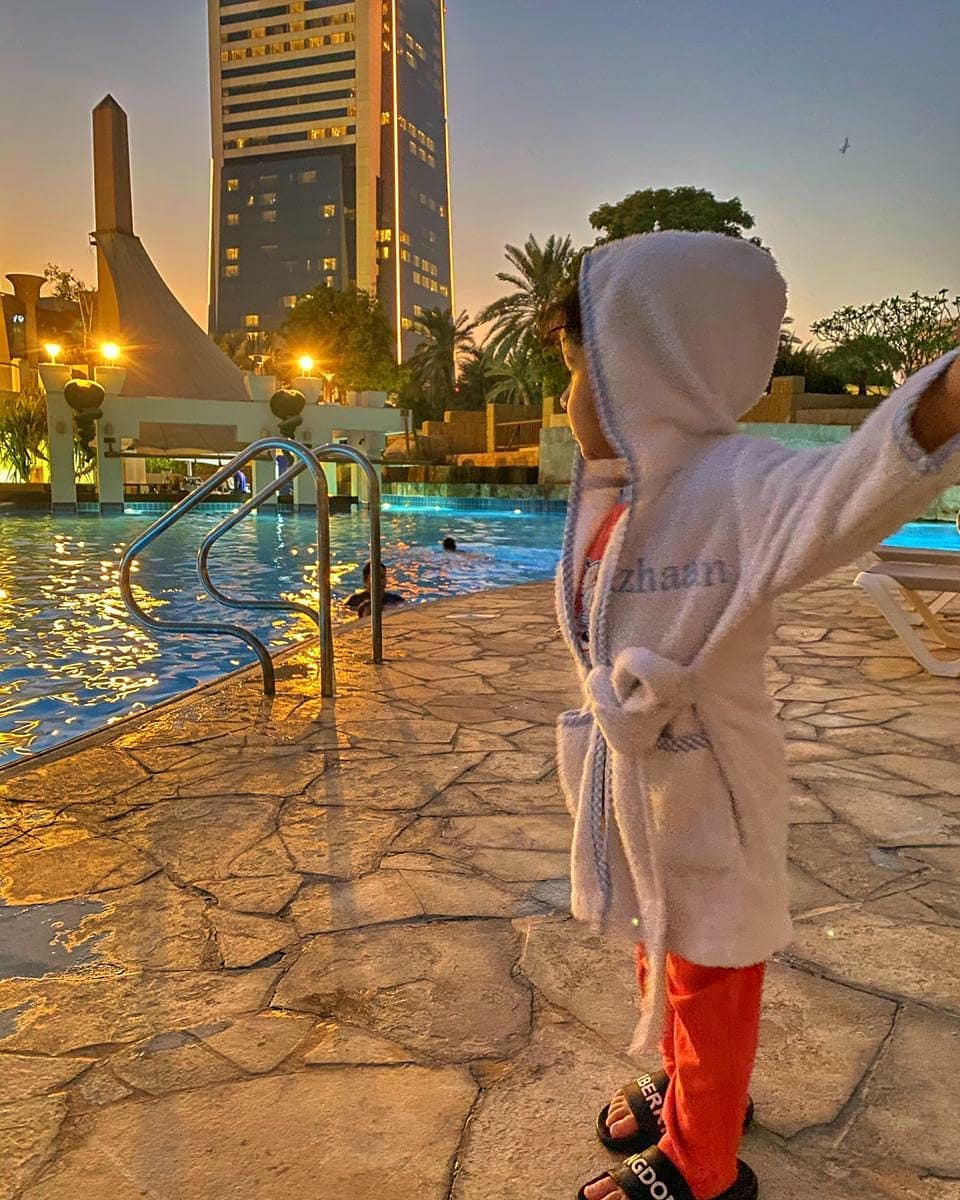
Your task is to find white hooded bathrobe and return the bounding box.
[555,232,960,1055]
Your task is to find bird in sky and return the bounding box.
[839,136,851,154]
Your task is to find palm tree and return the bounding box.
[479,234,579,358]
[407,308,477,415]
[456,346,499,409]
[486,343,543,406]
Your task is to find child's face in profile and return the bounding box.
[560,331,616,461]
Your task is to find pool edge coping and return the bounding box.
[0,581,553,781]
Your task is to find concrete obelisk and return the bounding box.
[92,95,134,341]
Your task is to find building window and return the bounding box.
[243,314,260,329]
[226,178,239,191]
[260,210,277,223]
[381,110,392,125]
[439,285,449,298]
[401,317,413,331]
[223,265,240,279]
[281,295,298,309]
[401,250,410,262]
[323,257,337,271]
[225,247,240,262]
[298,170,317,184]
[379,246,391,260]
[259,174,278,185]
[399,231,410,245]
[325,276,335,288]
[260,192,277,206]
[226,212,240,226]
[322,203,337,218]
[261,244,279,258]
[428,230,436,244]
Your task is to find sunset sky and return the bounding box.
[2,0,957,340]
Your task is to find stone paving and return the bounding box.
[1,571,959,1199]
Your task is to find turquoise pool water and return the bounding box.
[0,510,954,768]
[0,508,563,767]
[882,521,960,551]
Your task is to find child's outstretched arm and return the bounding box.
[738,349,960,601]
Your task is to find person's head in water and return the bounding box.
[362,560,388,587]
[442,537,457,552]
[541,279,615,462]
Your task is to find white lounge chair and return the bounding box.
[855,547,960,677]
[873,544,959,621]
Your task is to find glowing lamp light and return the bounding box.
[101,342,120,363]
[298,355,315,376]
[43,343,63,364]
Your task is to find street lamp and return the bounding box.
[43,343,62,365]
[298,355,314,378]
[101,342,120,364]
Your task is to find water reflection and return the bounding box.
[0,510,563,764]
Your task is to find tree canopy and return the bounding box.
[812,291,960,381]
[282,286,401,393]
[589,186,757,243]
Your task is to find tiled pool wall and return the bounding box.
[383,492,568,514]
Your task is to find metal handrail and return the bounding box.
[119,437,333,697]
[194,443,383,691]
[195,457,333,692]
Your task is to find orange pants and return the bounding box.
[636,946,765,1200]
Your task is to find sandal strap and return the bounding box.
[608,1146,696,1200]
[620,1071,669,1138]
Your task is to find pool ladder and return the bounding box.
[118,437,383,698]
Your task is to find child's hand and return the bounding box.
[911,354,960,453]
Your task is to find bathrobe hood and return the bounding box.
[580,231,788,480]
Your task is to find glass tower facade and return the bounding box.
[208,0,453,361]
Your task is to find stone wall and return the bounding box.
[743,376,880,429]
[538,424,577,486]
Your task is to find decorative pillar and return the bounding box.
[292,423,317,512]
[94,367,127,513]
[6,274,45,370]
[291,376,323,405]
[243,373,276,403]
[252,454,278,509]
[39,364,77,514]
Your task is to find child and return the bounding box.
[345,560,404,619]
[549,232,960,1200]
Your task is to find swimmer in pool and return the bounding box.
[346,561,404,619]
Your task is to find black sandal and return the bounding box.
[578,1144,758,1200]
[596,1072,755,1156]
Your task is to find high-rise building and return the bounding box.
[207,0,453,362]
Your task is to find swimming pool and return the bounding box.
[0,510,954,768]
[0,507,563,767]
[882,521,960,552]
